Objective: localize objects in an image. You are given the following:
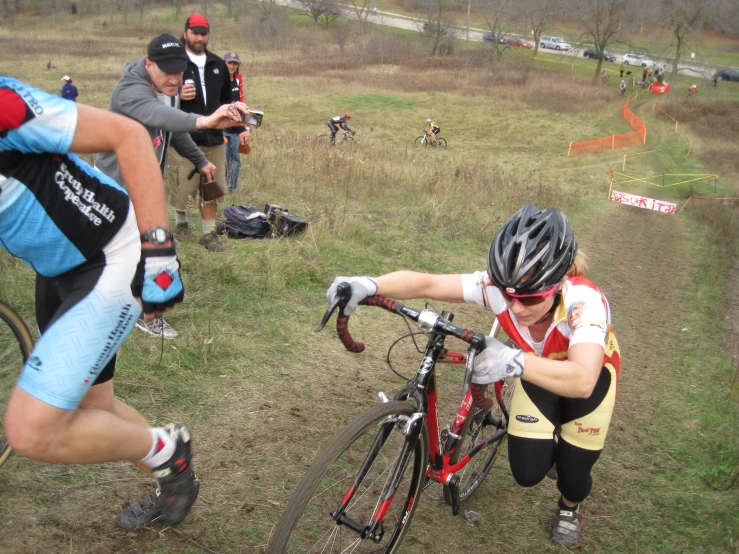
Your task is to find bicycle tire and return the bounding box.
[414,135,427,147]
[268,401,429,554]
[436,137,447,149]
[0,300,34,468]
[442,377,515,505]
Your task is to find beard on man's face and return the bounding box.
[185,34,208,54]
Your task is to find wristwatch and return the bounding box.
[140,226,173,245]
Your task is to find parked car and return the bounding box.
[583,49,616,62]
[622,53,654,68]
[482,33,506,44]
[506,37,532,49]
[539,36,571,50]
[714,69,739,82]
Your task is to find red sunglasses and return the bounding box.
[500,284,559,306]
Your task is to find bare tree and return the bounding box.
[298,0,341,26]
[573,0,633,83]
[516,0,559,57]
[349,0,372,31]
[423,0,457,56]
[331,21,352,51]
[478,0,515,60]
[659,0,709,89]
[710,0,739,37]
[252,0,277,22]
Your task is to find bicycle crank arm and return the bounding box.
[445,473,461,516]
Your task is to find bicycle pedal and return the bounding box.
[459,509,481,526]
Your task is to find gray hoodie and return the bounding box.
[95,58,208,186]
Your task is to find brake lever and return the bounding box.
[315,297,341,332]
[314,282,352,332]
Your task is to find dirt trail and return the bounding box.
[0,200,731,553]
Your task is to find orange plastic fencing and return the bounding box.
[568,98,646,156]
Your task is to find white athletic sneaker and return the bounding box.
[135,317,179,339]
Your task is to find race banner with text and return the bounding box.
[610,190,677,214]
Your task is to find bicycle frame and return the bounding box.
[325,301,510,537]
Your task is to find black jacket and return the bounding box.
[181,49,246,146]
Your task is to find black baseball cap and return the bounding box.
[147,33,188,73]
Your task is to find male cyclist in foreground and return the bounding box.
[0,77,243,529]
[327,203,620,547]
[328,113,353,142]
[425,117,440,145]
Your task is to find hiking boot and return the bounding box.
[198,231,227,252]
[118,424,200,529]
[174,222,194,242]
[551,506,582,547]
[135,317,179,339]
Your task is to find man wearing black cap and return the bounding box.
[95,33,247,340]
[168,14,251,251]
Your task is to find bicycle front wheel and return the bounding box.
[268,401,429,554]
[414,135,427,147]
[443,377,515,504]
[0,300,34,468]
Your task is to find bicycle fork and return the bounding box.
[330,413,425,542]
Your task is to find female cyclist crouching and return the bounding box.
[326,203,620,546]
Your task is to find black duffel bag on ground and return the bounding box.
[217,205,272,239]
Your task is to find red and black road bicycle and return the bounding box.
[267,283,514,553]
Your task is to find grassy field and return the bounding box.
[0,4,738,553]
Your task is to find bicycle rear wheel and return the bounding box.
[436,137,447,149]
[443,377,515,504]
[268,401,429,554]
[0,300,34,468]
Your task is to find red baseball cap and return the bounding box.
[185,13,209,34]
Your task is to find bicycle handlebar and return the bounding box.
[316,282,487,355]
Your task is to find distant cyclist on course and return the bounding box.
[326,203,620,547]
[425,117,440,145]
[328,113,353,142]
[0,77,243,529]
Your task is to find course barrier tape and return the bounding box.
[610,170,717,189]
[621,142,691,170]
[568,98,645,156]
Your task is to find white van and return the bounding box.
[540,36,571,51]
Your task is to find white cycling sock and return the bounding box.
[141,427,176,469]
[202,219,215,235]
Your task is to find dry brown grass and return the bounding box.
[657,99,739,173]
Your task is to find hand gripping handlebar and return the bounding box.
[316,283,487,354]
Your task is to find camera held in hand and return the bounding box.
[243,109,264,127]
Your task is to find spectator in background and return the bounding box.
[224,50,247,193]
[619,62,625,78]
[95,33,246,338]
[620,79,626,96]
[60,76,78,101]
[642,67,648,83]
[168,13,251,252]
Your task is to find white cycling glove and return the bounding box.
[471,335,525,385]
[326,276,378,316]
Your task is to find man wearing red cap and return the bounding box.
[167,13,251,252]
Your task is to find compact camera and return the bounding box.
[243,109,264,127]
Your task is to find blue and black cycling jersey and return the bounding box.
[0,76,130,277]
